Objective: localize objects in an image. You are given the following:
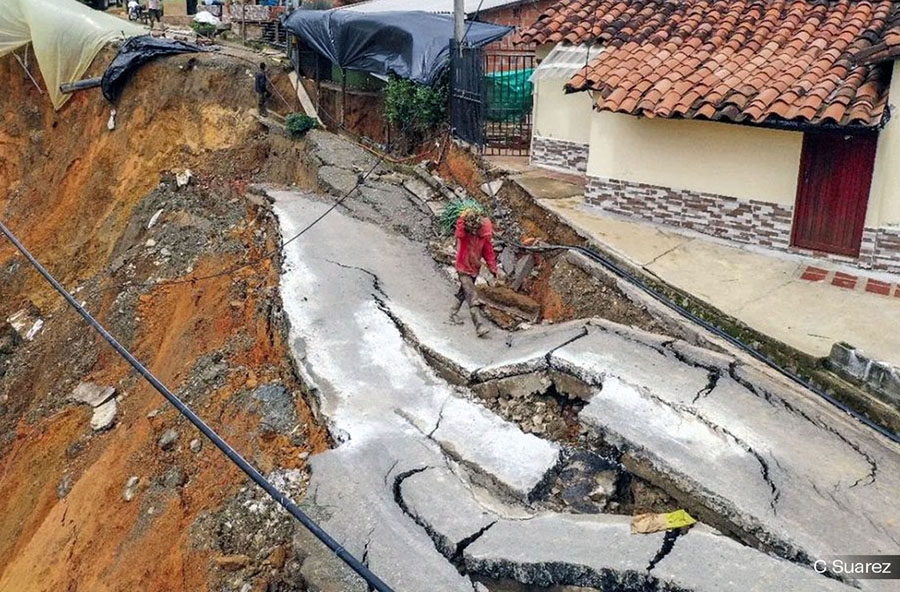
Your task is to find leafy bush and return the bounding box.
[285,113,318,138]
[191,22,216,38]
[384,75,448,135]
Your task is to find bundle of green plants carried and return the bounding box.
[439,198,486,235]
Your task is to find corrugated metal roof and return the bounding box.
[530,43,602,82]
[334,0,522,16]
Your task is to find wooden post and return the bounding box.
[241,0,247,44]
[341,68,347,128]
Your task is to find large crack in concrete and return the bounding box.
[273,189,897,591]
[726,364,878,489]
[635,382,782,515]
[595,321,880,494]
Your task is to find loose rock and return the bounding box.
[71,382,116,408]
[190,438,202,453]
[91,399,117,431]
[163,466,187,488]
[214,554,251,572]
[123,476,140,501]
[158,428,179,450]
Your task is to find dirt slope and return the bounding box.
[0,49,327,591]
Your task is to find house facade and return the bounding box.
[520,0,900,275]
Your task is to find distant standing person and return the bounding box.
[147,0,162,27]
[255,62,270,117]
[449,210,501,337]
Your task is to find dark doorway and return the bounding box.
[791,132,878,257]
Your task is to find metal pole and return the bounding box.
[454,0,465,51]
[241,0,247,45]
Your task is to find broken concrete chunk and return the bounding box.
[511,254,535,291]
[427,397,560,501]
[402,177,436,202]
[499,246,517,276]
[158,428,179,450]
[463,516,852,592]
[189,438,202,453]
[71,382,116,408]
[90,398,117,431]
[6,308,43,341]
[398,467,497,559]
[318,165,360,196]
[175,169,193,188]
[480,179,503,197]
[123,476,140,502]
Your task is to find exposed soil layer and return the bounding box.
[0,51,328,592]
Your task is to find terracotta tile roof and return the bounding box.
[520,0,900,127]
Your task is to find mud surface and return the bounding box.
[0,51,328,591]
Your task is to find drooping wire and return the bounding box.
[0,219,396,592]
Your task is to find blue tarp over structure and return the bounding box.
[281,10,512,85]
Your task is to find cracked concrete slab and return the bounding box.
[273,188,900,592]
[556,324,900,589]
[273,191,575,589]
[427,397,560,501]
[397,466,498,559]
[462,515,853,592]
[655,525,852,592]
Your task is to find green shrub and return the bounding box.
[285,113,318,138]
[384,75,448,135]
[191,22,216,38]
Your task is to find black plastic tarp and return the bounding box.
[282,10,512,85]
[101,36,206,103]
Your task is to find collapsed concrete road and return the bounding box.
[271,185,900,591]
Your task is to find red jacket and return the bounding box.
[455,215,498,277]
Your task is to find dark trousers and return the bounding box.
[258,90,270,115]
[454,273,477,306]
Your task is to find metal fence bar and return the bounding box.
[482,50,534,157]
[450,40,485,150]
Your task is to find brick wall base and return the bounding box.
[585,175,900,275]
[531,136,589,174]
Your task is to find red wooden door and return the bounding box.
[791,132,877,257]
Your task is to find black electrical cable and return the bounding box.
[508,239,900,447]
[0,220,396,592]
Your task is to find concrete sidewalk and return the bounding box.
[512,169,900,368]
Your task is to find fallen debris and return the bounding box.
[123,476,140,502]
[158,428,178,451]
[6,307,43,341]
[90,398,117,431]
[631,510,697,534]
[70,382,116,407]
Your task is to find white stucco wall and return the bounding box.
[867,61,900,228]
[531,44,594,145]
[586,108,804,206]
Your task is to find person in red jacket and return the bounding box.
[449,210,501,337]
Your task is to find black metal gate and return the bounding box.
[482,51,534,156]
[450,42,485,147]
[450,43,535,156]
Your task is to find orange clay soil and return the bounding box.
[0,49,328,591]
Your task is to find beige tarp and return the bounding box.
[0,0,144,109]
